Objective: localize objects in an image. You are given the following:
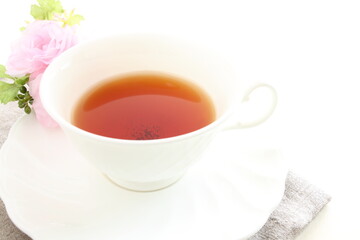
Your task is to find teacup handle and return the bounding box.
[223,83,278,130]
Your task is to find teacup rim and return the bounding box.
[40,33,236,145]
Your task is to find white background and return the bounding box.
[1,0,360,239]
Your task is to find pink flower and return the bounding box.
[5,20,78,127]
[6,20,78,77]
[28,73,58,128]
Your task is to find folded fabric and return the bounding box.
[249,172,331,240]
[0,102,23,147]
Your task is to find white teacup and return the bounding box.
[40,34,277,191]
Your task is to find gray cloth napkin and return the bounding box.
[0,104,331,240]
[249,172,331,240]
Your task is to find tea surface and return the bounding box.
[72,72,215,140]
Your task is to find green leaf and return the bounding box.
[30,5,45,20]
[15,75,29,86]
[0,65,13,79]
[31,0,64,20]
[0,81,21,104]
[65,14,84,26]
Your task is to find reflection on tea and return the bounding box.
[72,72,215,140]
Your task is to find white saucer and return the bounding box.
[0,114,287,240]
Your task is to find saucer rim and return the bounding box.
[0,141,36,239]
[0,114,286,240]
